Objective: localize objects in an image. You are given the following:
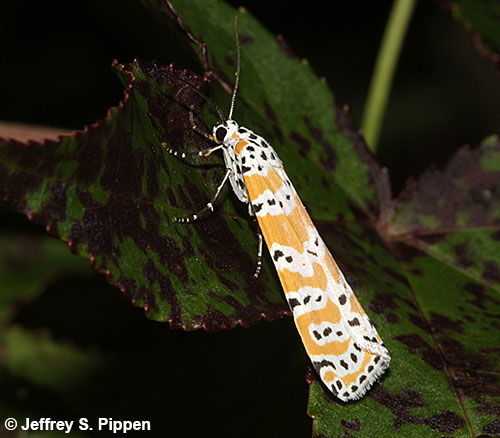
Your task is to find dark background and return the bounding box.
[1,1,499,436]
[2,1,500,191]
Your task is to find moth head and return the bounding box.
[213,120,239,144]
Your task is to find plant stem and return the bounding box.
[361,0,416,153]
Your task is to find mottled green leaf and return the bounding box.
[0,0,389,334]
[0,61,288,331]
[309,138,500,437]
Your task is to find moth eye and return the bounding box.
[215,127,227,142]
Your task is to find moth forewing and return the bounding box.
[233,135,390,401]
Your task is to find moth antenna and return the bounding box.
[228,15,241,121]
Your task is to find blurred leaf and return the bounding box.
[0,327,103,438]
[448,0,500,70]
[1,326,104,394]
[0,121,72,143]
[0,234,91,324]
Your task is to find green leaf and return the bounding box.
[0,59,289,331]
[0,234,91,324]
[1,326,105,393]
[0,326,104,438]
[308,138,500,437]
[0,0,389,334]
[449,0,500,70]
[157,0,391,220]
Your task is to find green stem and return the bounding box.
[360,0,416,153]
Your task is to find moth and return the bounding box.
[164,17,390,401]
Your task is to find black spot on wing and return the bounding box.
[273,250,284,261]
[349,318,360,327]
[288,297,300,309]
[314,359,336,370]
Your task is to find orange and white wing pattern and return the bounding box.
[245,165,390,401]
[214,121,390,402]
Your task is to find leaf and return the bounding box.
[0,326,106,438]
[157,0,391,220]
[0,0,389,334]
[308,138,500,437]
[1,326,105,393]
[447,0,500,71]
[0,235,91,324]
[0,60,290,331]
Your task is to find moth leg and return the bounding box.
[172,168,232,223]
[162,142,223,159]
[248,203,264,278]
[253,226,263,278]
[162,107,221,159]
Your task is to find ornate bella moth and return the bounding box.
[165,17,390,402]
